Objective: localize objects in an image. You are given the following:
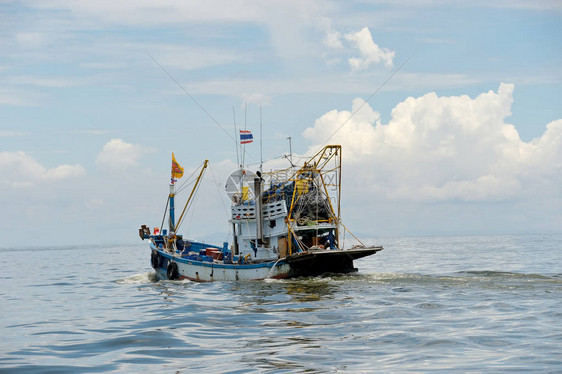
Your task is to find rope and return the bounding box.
[315,174,319,240]
[175,179,196,195]
[175,166,206,233]
[146,52,235,143]
[316,53,414,152]
[176,186,199,232]
[208,163,232,241]
[209,164,230,218]
[160,196,169,234]
[175,166,203,195]
[182,187,200,237]
[340,221,365,247]
[287,225,307,252]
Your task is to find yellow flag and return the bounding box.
[171,153,184,179]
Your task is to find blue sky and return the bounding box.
[1,0,561,247]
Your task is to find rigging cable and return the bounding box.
[175,163,204,195]
[316,53,415,151]
[175,179,196,195]
[159,196,170,235]
[340,221,366,247]
[233,107,240,168]
[174,160,208,232]
[182,187,200,238]
[147,53,256,166]
[175,176,204,233]
[146,51,235,142]
[208,163,232,242]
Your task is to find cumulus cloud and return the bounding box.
[345,27,395,70]
[0,151,85,188]
[303,83,562,202]
[319,17,343,48]
[95,138,149,170]
[320,21,395,71]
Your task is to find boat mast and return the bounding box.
[169,183,176,235]
[287,136,293,167]
[242,102,247,169]
[254,176,263,242]
[233,107,240,169]
[284,145,342,254]
[260,106,263,173]
[169,152,184,237]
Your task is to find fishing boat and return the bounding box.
[139,145,382,281]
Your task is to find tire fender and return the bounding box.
[167,262,179,280]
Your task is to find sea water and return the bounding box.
[1,234,561,373]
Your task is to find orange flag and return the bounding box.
[171,153,184,179]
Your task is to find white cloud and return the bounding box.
[320,22,395,72]
[319,17,343,48]
[0,151,85,188]
[345,27,395,70]
[95,138,150,170]
[303,83,562,202]
[303,97,381,160]
[44,164,86,180]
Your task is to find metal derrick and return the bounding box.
[284,145,342,255]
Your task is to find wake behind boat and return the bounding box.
[139,145,382,281]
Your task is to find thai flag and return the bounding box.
[240,130,253,144]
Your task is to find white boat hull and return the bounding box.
[149,244,383,282]
[152,247,291,282]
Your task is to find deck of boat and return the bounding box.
[285,246,383,277]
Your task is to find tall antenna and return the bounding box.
[243,102,247,169]
[260,106,263,173]
[233,107,240,169]
[287,136,293,167]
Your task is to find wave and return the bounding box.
[455,270,558,280]
[360,270,562,289]
[114,272,159,284]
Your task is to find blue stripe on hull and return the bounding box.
[161,253,287,270]
[151,245,292,281]
[151,245,287,270]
